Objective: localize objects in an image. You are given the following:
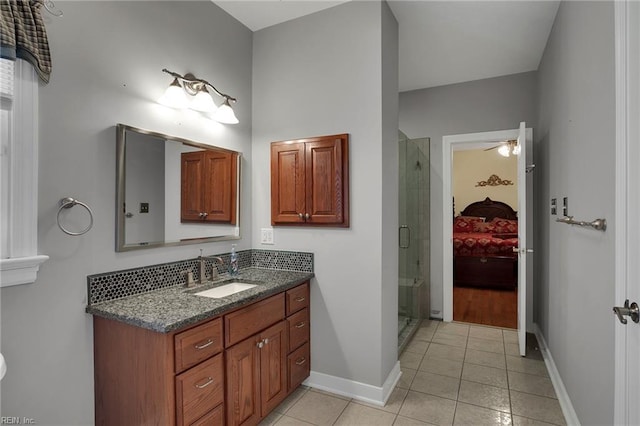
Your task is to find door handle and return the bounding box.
[613,300,639,324]
[399,225,410,249]
[512,247,534,254]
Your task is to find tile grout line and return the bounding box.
[503,330,514,420]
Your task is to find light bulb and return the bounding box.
[213,99,239,124]
[512,144,521,156]
[498,145,510,157]
[190,87,217,113]
[158,78,188,109]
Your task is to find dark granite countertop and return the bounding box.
[86,268,314,333]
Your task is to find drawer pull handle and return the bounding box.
[194,339,213,350]
[195,377,214,389]
[295,357,307,366]
[295,297,306,302]
[295,322,306,328]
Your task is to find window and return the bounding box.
[0,58,48,287]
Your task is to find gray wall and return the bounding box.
[124,131,165,245]
[399,71,537,317]
[0,2,252,424]
[535,1,615,424]
[252,1,398,387]
[380,0,400,382]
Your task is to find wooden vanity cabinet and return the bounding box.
[93,281,310,426]
[93,316,224,426]
[181,148,238,224]
[285,283,310,391]
[271,134,349,227]
[225,294,288,426]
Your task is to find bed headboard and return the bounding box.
[459,197,518,221]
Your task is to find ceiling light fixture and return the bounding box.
[486,139,519,157]
[159,69,238,124]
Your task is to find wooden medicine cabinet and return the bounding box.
[270,134,349,227]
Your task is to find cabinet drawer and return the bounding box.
[288,342,310,391]
[176,353,224,426]
[190,403,224,426]
[288,308,309,352]
[225,293,285,347]
[286,283,309,316]
[175,318,223,373]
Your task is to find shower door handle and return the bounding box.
[399,225,411,249]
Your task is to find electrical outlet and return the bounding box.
[562,197,568,216]
[140,202,149,213]
[261,228,274,245]
[551,198,557,215]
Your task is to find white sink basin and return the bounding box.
[194,282,257,299]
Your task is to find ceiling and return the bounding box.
[213,1,560,92]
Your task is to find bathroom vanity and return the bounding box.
[89,267,312,426]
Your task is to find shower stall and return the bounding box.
[398,132,430,351]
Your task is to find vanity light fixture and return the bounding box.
[159,69,239,124]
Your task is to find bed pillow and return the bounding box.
[453,216,485,233]
[472,221,497,233]
[490,217,518,233]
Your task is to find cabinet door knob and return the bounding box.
[202,212,208,218]
[304,213,310,220]
[298,213,304,219]
[263,338,269,345]
[295,357,307,366]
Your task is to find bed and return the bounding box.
[453,197,518,289]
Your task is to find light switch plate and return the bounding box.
[562,197,568,216]
[261,228,274,245]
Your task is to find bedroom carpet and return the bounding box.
[453,286,518,329]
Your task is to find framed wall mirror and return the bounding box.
[116,124,241,252]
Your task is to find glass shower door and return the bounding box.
[398,132,430,349]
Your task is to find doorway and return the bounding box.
[451,144,519,328]
[442,124,533,356]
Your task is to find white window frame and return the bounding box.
[0,59,48,287]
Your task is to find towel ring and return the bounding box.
[57,197,94,236]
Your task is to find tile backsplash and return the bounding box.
[87,249,313,305]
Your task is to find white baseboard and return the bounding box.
[303,361,401,406]
[533,323,581,426]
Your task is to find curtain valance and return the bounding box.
[0,0,51,83]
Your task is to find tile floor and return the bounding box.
[260,320,567,426]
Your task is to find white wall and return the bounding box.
[252,1,398,389]
[535,1,615,424]
[399,71,537,317]
[453,148,518,216]
[0,2,252,424]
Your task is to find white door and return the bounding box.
[614,1,640,423]
[516,122,529,356]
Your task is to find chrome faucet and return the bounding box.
[198,250,225,284]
